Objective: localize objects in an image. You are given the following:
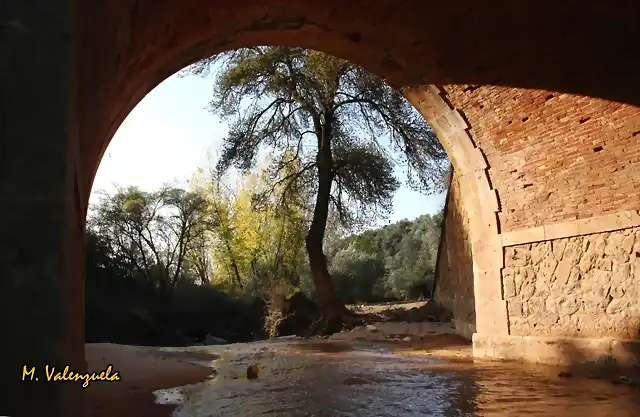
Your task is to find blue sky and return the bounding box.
[90,71,446,225]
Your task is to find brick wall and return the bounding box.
[434,174,476,336]
[443,85,640,232]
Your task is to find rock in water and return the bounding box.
[247,364,260,379]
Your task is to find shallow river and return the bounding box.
[156,339,640,417]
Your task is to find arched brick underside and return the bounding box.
[2,0,640,416]
[405,87,506,338]
[73,0,640,206]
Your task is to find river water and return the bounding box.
[157,338,640,417]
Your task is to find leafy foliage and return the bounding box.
[329,249,387,304]
[185,47,448,321]
[89,186,209,292]
[85,227,265,347]
[86,46,450,343]
[86,179,445,345]
[319,212,444,302]
[187,161,309,298]
[187,47,447,223]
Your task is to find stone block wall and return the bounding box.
[503,227,640,339]
[434,174,476,337]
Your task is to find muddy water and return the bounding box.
[158,339,640,417]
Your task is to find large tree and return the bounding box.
[186,47,447,331]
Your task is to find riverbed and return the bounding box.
[148,336,639,417]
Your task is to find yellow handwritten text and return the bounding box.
[22,364,121,388]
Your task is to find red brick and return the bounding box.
[444,85,640,231]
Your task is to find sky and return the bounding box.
[90,71,446,226]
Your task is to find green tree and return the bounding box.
[324,213,444,303]
[385,231,434,300]
[89,185,209,292]
[189,159,309,298]
[186,47,447,330]
[329,247,386,303]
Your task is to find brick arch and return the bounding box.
[72,0,639,352]
[404,86,505,338]
[69,0,640,367]
[74,0,640,205]
[3,1,640,416]
[76,5,514,343]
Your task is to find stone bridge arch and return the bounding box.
[1,0,639,416]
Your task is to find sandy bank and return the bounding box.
[85,343,217,417]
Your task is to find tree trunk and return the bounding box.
[306,119,344,332]
[305,232,344,322]
[224,238,244,291]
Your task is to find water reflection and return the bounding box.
[168,340,639,417]
[472,364,639,417]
